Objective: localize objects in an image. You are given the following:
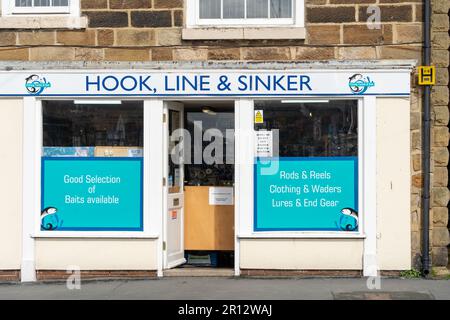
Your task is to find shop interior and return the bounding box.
[168,100,235,272]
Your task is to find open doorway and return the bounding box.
[163,100,235,276]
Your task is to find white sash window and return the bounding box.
[188,0,304,27]
[3,0,79,15]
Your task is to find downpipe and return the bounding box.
[421,0,431,277]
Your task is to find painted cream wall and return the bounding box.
[35,239,158,270]
[0,99,23,270]
[376,98,411,270]
[240,239,364,270]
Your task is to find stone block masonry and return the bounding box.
[0,0,425,61]
[428,0,450,268]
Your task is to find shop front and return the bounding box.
[0,61,415,281]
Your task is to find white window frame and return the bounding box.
[26,97,158,239]
[2,0,80,16]
[237,97,369,239]
[186,0,304,28]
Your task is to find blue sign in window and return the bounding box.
[41,157,143,231]
[254,157,358,232]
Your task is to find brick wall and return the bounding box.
[0,0,447,270]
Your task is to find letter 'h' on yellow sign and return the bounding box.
[418,66,435,85]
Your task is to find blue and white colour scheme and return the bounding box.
[0,70,410,97]
[254,157,358,232]
[41,157,143,231]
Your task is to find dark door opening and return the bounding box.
[166,100,235,273]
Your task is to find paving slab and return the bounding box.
[0,277,448,300]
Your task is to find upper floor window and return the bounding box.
[187,0,303,27]
[2,0,79,15]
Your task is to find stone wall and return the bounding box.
[0,0,447,269]
[0,0,423,61]
[429,0,450,269]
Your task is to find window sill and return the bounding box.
[32,232,159,239]
[0,15,87,29]
[238,233,366,239]
[182,27,306,40]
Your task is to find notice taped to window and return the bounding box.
[255,131,273,157]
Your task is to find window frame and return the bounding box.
[2,0,79,16]
[30,98,156,239]
[186,0,304,28]
[252,99,361,233]
[236,98,367,239]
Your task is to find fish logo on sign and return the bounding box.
[41,206,63,230]
[348,74,375,95]
[335,207,358,231]
[25,74,51,95]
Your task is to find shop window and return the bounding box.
[40,100,144,232]
[254,100,359,232]
[187,0,303,27]
[2,0,78,15]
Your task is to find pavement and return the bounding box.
[0,277,449,300]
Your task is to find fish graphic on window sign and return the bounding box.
[337,207,358,231]
[41,207,62,231]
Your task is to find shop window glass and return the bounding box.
[43,101,143,150]
[40,101,144,232]
[254,100,359,232]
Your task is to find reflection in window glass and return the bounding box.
[199,0,293,20]
[254,100,358,157]
[53,0,69,5]
[16,0,32,6]
[270,0,292,18]
[223,0,245,19]
[247,0,268,18]
[16,0,70,7]
[34,0,50,6]
[42,101,143,157]
[199,0,221,19]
